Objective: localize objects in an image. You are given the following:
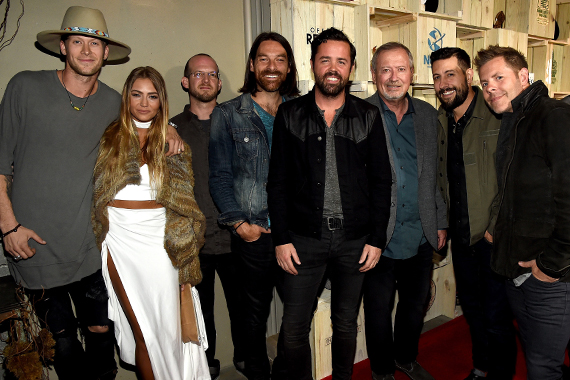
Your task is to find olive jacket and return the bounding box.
[437,87,501,246]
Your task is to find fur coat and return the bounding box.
[92,141,206,286]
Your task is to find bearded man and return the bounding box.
[431,47,516,380]
[209,32,299,380]
[267,27,392,380]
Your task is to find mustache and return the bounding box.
[324,71,341,79]
[261,69,284,76]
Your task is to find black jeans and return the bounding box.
[281,227,367,380]
[26,270,116,380]
[195,252,246,366]
[363,242,433,376]
[231,232,281,380]
[452,237,516,378]
[506,276,570,380]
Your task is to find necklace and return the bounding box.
[59,70,96,111]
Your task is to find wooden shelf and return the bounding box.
[370,6,461,28]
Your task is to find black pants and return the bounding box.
[231,232,281,380]
[281,227,367,380]
[26,270,116,380]
[507,276,570,380]
[452,237,516,378]
[195,252,247,366]
[363,242,433,376]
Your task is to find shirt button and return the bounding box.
[317,158,322,163]
[400,166,404,169]
[316,206,320,210]
[244,137,249,142]
[402,185,406,189]
[317,136,322,141]
[316,182,322,187]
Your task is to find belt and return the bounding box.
[108,200,163,209]
[323,217,344,231]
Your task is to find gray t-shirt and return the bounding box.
[0,70,120,289]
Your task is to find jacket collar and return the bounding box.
[511,80,548,115]
[237,92,294,114]
[305,87,360,118]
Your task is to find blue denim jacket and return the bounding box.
[209,93,272,229]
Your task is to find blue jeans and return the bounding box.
[281,226,367,380]
[506,276,570,380]
[231,232,281,380]
[195,252,246,367]
[452,237,516,378]
[363,242,433,376]
[26,270,116,380]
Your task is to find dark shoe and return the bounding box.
[395,361,435,380]
[233,358,247,378]
[372,372,396,380]
[464,369,487,380]
[209,359,221,380]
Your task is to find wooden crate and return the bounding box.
[271,0,369,85]
[504,0,556,39]
[424,254,457,321]
[528,40,570,97]
[557,2,570,42]
[375,12,458,84]
[457,28,527,86]
[368,0,463,17]
[310,289,367,380]
[460,0,494,28]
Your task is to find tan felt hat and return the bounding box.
[36,6,131,61]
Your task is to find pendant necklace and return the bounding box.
[60,70,96,111]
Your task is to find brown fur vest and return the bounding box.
[92,142,206,286]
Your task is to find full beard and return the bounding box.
[438,79,469,112]
[315,71,349,98]
[256,69,287,93]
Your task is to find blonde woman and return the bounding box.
[92,66,209,379]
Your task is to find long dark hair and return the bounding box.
[239,32,299,97]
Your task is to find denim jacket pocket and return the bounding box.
[233,129,260,161]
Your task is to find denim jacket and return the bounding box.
[209,93,276,229]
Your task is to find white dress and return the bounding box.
[101,164,209,380]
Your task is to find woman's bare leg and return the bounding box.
[106,251,155,380]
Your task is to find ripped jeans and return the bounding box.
[26,269,117,380]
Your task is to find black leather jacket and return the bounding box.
[492,81,570,281]
[267,90,392,249]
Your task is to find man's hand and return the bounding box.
[165,124,184,156]
[359,244,382,272]
[519,259,558,283]
[276,243,301,275]
[234,222,270,242]
[437,229,447,251]
[484,230,493,244]
[3,226,46,260]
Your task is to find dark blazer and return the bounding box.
[267,90,392,249]
[366,92,447,249]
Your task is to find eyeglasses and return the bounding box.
[189,71,220,80]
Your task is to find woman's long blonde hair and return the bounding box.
[96,66,169,194]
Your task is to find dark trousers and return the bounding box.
[363,242,433,376]
[195,252,247,367]
[452,237,516,378]
[231,232,281,380]
[506,276,570,380]
[26,270,116,380]
[281,228,367,380]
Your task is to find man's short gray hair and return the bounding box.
[371,42,414,73]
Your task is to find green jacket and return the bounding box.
[437,87,501,246]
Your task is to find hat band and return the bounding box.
[62,26,109,38]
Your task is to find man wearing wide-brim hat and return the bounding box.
[0,6,182,380]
